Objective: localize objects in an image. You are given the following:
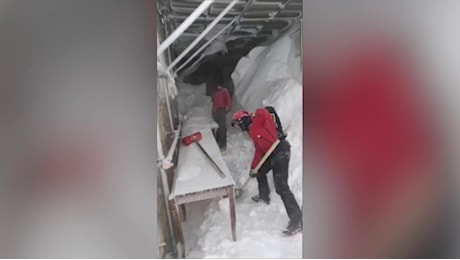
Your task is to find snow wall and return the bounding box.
[231,22,303,204]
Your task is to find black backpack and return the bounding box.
[265,106,287,140]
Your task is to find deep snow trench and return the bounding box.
[174,23,303,258]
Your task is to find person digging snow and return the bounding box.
[211,85,232,151]
[231,108,302,235]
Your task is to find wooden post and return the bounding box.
[180,204,187,222]
[228,186,237,241]
[170,199,186,258]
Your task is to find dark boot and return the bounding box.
[283,219,302,236]
[251,195,270,205]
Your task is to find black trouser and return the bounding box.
[212,108,227,149]
[256,139,302,223]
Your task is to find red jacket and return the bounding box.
[212,87,232,113]
[248,108,279,169]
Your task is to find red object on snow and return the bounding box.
[182,132,202,146]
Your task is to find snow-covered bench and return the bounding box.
[169,126,236,258]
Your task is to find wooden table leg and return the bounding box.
[170,199,186,258]
[180,204,187,222]
[228,186,237,241]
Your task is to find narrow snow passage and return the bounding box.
[176,81,302,258]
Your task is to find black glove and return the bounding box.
[249,169,258,178]
[278,131,287,140]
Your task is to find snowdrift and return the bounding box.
[231,23,303,204]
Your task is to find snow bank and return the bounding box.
[231,22,303,205]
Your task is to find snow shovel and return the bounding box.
[235,139,280,198]
[182,132,226,178]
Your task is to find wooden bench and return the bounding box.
[169,127,236,258]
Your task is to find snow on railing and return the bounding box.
[176,17,238,75]
[157,0,215,57]
[167,0,239,71]
[158,61,177,99]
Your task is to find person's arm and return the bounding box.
[250,142,263,170]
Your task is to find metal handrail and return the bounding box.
[157,0,215,57]
[167,0,240,71]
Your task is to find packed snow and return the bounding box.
[170,128,234,197]
[175,23,303,258]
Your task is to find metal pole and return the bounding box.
[174,18,237,74]
[167,0,239,71]
[268,0,292,21]
[165,121,181,162]
[224,0,253,40]
[157,123,177,257]
[157,0,215,57]
[157,33,166,67]
[162,78,175,133]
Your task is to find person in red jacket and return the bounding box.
[212,85,232,151]
[232,108,302,235]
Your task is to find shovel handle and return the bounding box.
[236,125,291,197]
[253,139,280,172]
[240,176,252,190]
[238,139,281,193]
[253,123,291,173]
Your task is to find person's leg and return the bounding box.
[220,110,227,150]
[254,161,271,204]
[212,110,223,148]
[215,108,227,150]
[272,141,302,226]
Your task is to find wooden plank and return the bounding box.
[175,187,229,204]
